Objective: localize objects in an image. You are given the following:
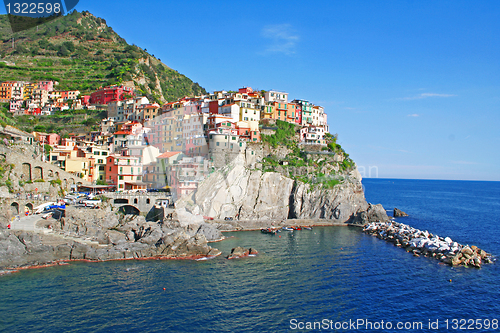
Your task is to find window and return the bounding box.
[216,142,220,146]
[94,151,99,155]
[98,159,103,164]
[52,156,57,161]
[131,168,134,174]
[120,167,123,173]
[109,167,111,172]
[239,142,242,147]
[119,176,123,180]
[232,137,236,140]
[99,166,105,171]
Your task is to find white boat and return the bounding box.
[282,227,293,231]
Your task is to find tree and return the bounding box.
[62,41,75,52]
[57,45,70,57]
[44,144,53,155]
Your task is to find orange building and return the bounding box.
[0,81,14,102]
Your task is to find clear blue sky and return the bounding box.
[3,1,500,181]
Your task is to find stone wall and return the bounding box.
[0,145,89,193]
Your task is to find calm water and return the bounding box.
[1,179,499,332]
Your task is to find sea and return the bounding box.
[1,179,499,333]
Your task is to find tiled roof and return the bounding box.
[157,151,181,159]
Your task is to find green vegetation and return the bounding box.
[10,108,106,134]
[260,120,354,189]
[0,11,206,102]
[50,179,62,186]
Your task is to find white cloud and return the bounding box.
[260,24,299,56]
[399,93,457,101]
[407,114,420,117]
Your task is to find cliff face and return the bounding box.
[182,155,387,224]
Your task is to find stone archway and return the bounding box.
[22,163,31,181]
[24,203,34,215]
[10,202,19,215]
[55,171,60,179]
[48,170,54,178]
[0,153,6,160]
[34,166,43,180]
[118,205,140,215]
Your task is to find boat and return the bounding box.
[303,226,313,230]
[261,228,278,234]
[292,226,302,231]
[282,227,293,231]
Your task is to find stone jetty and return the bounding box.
[363,221,494,268]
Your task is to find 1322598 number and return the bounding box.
[5,2,62,15]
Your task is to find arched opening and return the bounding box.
[146,198,150,204]
[133,198,138,204]
[0,153,6,160]
[10,202,19,215]
[48,170,54,178]
[55,171,60,179]
[77,182,82,186]
[24,203,34,215]
[22,163,32,181]
[34,166,43,180]
[118,205,140,215]
[114,198,129,204]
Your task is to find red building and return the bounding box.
[90,85,135,105]
[81,95,91,106]
[209,100,219,114]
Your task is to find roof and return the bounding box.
[157,152,181,159]
[114,131,131,135]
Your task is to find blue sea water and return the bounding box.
[1,179,499,332]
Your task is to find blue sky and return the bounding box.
[3,1,500,180]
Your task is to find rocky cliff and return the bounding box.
[179,154,388,225]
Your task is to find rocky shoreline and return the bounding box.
[363,220,494,268]
[0,206,225,274]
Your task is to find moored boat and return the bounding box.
[282,227,293,231]
[261,228,278,234]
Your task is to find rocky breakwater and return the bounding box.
[179,154,389,225]
[0,206,223,271]
[364,221,494,268]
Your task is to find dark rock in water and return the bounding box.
[394,208,409,217]
[349,203,390,225]
[227,247,258,259]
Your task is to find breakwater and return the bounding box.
[363,220,494,268]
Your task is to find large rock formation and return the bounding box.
[180,155,388,224]
[0,207,223,270]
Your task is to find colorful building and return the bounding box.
[90,85,135,105]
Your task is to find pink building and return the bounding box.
[37,81,55,92]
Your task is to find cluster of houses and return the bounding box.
[1,81,331,197]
